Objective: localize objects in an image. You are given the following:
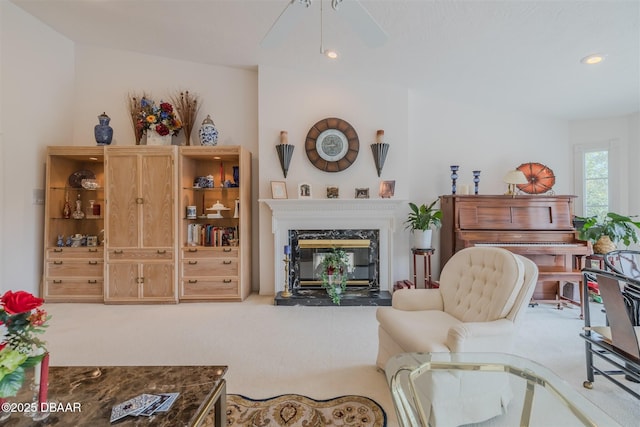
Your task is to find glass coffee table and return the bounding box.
[386,353,619,427]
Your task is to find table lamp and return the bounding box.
[503,170,528,197]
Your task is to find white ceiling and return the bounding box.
[10,0,640,120]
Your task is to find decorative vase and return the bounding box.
[94,112,113,145]
[199,115,219,146]
[593,236,616,254]
[146,129,172,146]
[412,229,433,250]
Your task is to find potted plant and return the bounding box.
[575,212,640,254]
[320,248,350,305]
[405,199,442,249]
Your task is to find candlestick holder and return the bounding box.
[276,143,295,178]
[450,165,459,194]
[472,170,481,194]
[370,142,390,177]
[281,254,292,297]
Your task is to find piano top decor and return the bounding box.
[516,162,556,194]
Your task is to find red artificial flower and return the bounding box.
[159,102,173,113]
[0,343,6,352]
[155,123,170,136]
[1,291,44,315]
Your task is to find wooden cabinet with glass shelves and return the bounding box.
[179,146,252,301]
[42,146,105,302]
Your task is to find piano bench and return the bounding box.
[533,266,584,319]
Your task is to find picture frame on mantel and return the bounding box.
[298,182,312,199]
[271,181,288,199]
[355,188,369,199]
[379,180,395,198]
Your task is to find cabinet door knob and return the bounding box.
[223,279,232,283]
[136,277,144,284]
[114,249,124,254]
[223,248,232,252]
[88,280,97,284]
[53,261,63,265]
[188,248,198,253]
[157,249,166,254]
[188,260,198,265]
[223,260,232,265]
[88,248,98,253]
[54,248,63,253]
[188,279,198,283]
[136,197,144,204]
[53,280,62,284]
[88,261,98,265]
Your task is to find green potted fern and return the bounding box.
[575,212,640,254]
[405,199,442,249]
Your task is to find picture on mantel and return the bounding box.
[379,181,395,198]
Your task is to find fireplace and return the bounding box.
[261,199,404,306]
[289,229,379,290]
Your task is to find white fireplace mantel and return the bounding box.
[260,198,406,293]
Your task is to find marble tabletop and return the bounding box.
[2,365,227,426]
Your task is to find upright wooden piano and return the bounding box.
[440,195,592,314]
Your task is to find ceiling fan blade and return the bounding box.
[333,0,388,48]
[261,0,311,49]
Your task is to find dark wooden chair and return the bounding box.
[581,268,640,399]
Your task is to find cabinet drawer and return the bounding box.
[182,259,238,276]
[47,260,103,277]
[181,278,239,299]
[182,247,238,259]
[108,248,173,261]
[44,278,103,299]
[48,247,103,259]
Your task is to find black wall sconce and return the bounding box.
[276,130,294,178]
[370,130,389,177]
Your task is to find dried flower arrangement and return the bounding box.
[128,92,149,145]
[171,91,200,146]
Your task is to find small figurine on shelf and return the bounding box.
[72,194,85,220]
[56,235,64,247]
[62,192,71,219]
[65,236,72,247]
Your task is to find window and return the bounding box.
[584,150,609,217]
[574,140,621,217]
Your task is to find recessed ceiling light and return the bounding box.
[581,54,606,65]
[324,49,338,60]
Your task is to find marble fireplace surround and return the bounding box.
[261,199,405,296]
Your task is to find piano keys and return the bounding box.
[440,195,592,315]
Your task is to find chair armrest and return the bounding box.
[392,289,443,311]
[446,319,515,352]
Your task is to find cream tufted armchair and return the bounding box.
[377,246,538,426]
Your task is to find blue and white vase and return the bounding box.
[94,112,113,145]
[199,115,219,146]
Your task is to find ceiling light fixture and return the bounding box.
[581,53,606,65]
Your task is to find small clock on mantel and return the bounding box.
[305,117,359,172]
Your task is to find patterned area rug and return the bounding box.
[226,394,387,427]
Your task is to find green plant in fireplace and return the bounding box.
[320,247,350,305]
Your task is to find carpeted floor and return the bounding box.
[226,394,386,427]
[43,294,639,427]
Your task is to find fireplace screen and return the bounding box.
[289,230,379,290]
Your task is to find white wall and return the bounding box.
[1,2,75,294]
[257,65,410,295]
